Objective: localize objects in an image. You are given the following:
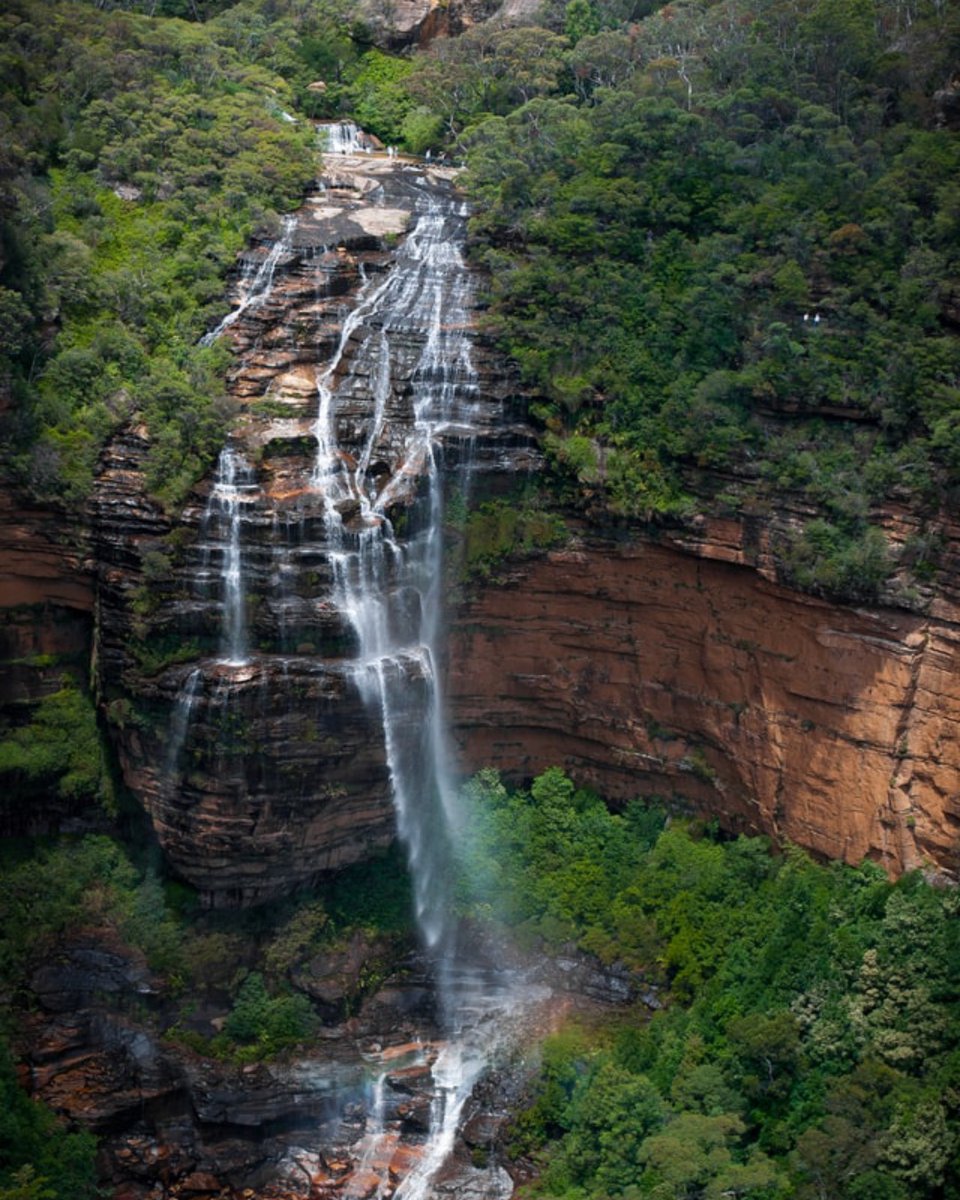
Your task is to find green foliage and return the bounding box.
[549,1062,665,1193]
[222,971,318,1056]
[423,0,960,599]
[0,0,316,507]
[778,520,892,602]
[0,1042,97,1200]
[457,767,666,956]
[262,900,329,978]
[121,869,187,978]
[460,498,567,579]
[0,836,138,992]
[400,106,445,156]
[323,843,413,934]
[131,635,201,677]
[0,833,229,999]
[0,677,114,813]
[464,770,960,1200]
[344,50,414,146]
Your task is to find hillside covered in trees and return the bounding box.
[4,0,959,575]
[1,1,959,1198]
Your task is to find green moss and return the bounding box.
[461,498,567,580]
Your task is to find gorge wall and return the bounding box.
[3,144,959,892]
[88,143,538,906]
[449,515,960,879]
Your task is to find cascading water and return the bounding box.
[308,170,546,1197]
[312,182,478,958]
[201,447,259,665]
[201,214,296,345]
[165,667,202,782]
[142,137,548,1198]
[319,119,369,156]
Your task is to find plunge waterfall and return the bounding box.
[180,137,546,1198]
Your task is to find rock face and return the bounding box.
[5,136,960,892]
[0,485,95,833]
[19,925,440,1200]
[355,0,504,50]
[92,144,538,906]
[21,918,617,1200]
[448,519,960,879]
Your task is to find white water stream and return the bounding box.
[200,447,259,665]
[165,666,202,782]
[188,146,540,1197]
[312,180,477,956]
[319,120,370,156]
[201,214,296,345]
[307,172,542,1195]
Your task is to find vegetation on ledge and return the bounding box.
[430,0,960,603]
[457,767,960,1200]
[0,675,114,814]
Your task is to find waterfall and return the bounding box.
[201,214,296,345]
[319,120,369,156]
[312,182,477,957]
[202,447,259,666]
[166,143,546,1197]
[166,667,202,782]
[392,1015,514,1200]
[306,168,545,1198]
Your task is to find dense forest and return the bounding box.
[460,770,960,1200]
[2,0,959,589]
[1,0,959,1198]
[2,771,958,1199]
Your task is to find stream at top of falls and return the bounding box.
[183,141,553,1199]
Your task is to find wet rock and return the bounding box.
[433,1163,514,1199]
[543,954,645,1006]
[460,1110,506,1148]
[92,150,540,909]
[395,1094,432,1133]
[179,1170,222,1193]
[385,1062,434,1096]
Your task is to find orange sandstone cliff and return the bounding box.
[447,518,960,880]
[2,150,959,886]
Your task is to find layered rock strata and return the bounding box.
[21,921,631,1200]
[449,518,960,879]
[0,486,95,832]
[92,144,538,906]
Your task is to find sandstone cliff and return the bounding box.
[449,517,960,880]
[3,142,960,887]
[89,146,537,906]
